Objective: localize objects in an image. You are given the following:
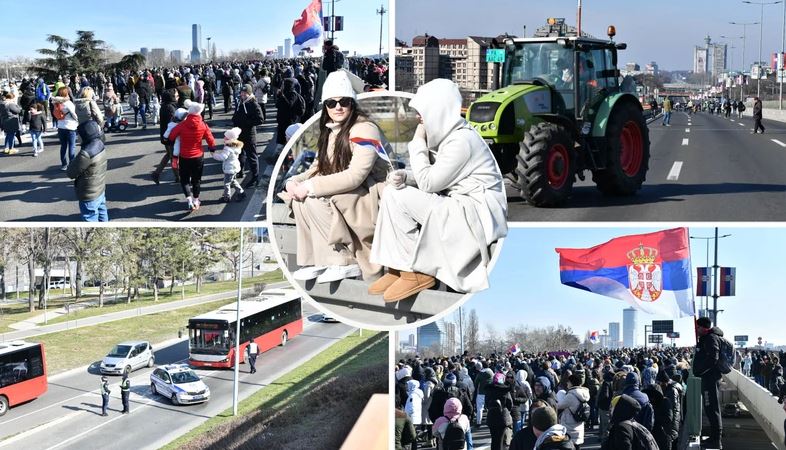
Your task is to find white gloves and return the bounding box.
[386,170,407,189]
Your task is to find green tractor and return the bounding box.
[467,19,649,207]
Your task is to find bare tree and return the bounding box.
[466,309,480,355]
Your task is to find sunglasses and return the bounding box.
[325,97,352,109]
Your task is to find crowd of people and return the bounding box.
[0,47,389,220]
[395,317,785,450]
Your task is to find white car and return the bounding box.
[150,364,210,405]
[100,341,154,375]
[322,313,338,323]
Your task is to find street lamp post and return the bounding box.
[743,0,783,97]
[206,37,212,61]
[376,5,386,57]
[689,231,731,326]
[730,21,760,100]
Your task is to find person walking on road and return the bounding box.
[752,97,765,134]
[694,316,724,449]
[67,120,108,222]
[168,102,216,211]
[661,97,672,126]
[246,339,259,374]
[100,376,110,416]
[232,84,264,187]
[120,371,131,414]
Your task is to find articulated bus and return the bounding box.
[187,288,303,368]
[0,341,47,416]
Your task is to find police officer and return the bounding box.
[120,371,131,414]
[100,376,110,416]
[694,316,724,449]
[246,339,259,374]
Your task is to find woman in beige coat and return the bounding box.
[283,70,389,283]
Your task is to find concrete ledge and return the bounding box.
[723,369,786,450]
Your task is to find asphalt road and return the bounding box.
[0,303,355,450]
[506,110,786,221]
[0,98,278,222]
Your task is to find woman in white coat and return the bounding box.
[556,373,590,448]
[368,78,508,303]
[405,379,423,427]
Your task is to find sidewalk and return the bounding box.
[1,281,288,342]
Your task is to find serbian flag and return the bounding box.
[350,137,392,163]
[589,331,600,344]
[696,267,710,296]
[509,343,521,354]
[292,0,323,52]
[556,228,695,318]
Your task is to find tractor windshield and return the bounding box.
[502,42,574,90]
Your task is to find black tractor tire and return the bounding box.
[515,121,575,207]
[592,101,650,195]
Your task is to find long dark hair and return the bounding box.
[315,98,366,175]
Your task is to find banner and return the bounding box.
[719,267,736,296]
[556,228,695,318]
[696,267,710,297]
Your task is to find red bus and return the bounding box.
[187,289,303,368]
[0,341,47,416]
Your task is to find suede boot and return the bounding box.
[383,271,435,303]
[368,269,400,295]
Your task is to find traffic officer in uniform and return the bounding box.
[100,376,110,416]
[694,316,724,449]
[120,370,131,414]
[246,339,259,374]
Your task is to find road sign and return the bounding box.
[666,332,681,339]
[486,49,506,63]
[649,334,663,344]
[734,335,748,342]
[652,320,673,334]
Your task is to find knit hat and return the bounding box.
[531,405,558,432]
[395,366,412,381]
[188,102,204,115]
[492,372,506,386]
[174,108,188,120]
[285,123,302,141]
[444,373,457,386]
[321,70,356,102]
[625,372,639,387]
[656,370,671,384]
[240,84,253,95]
[224,127,241,141]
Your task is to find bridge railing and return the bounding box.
[723,369,786,450]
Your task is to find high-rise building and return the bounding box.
[277,46,284,59]
[694,46,709,74]
[407,334,415,347]
[711,44,727,77]
[191,24,202,64]
[417,321,446,354]
[150,48,166,65]
[645,61,659,77]
[625,62,641,73]
[608,322,621,349]
[170,50,183,64]
[284,38,292,58]
[140,48,149,59]
[623,308,638,348]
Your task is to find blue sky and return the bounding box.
[402,226,783,348]
[0,0,388,59]
[396,0,786,71]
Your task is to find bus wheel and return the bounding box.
[0,395,7,416]
[281,331,288,347]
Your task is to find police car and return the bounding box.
[149,364,210,405]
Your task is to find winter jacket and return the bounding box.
[603,394,641,450]
[432,398,470,450]
[621,384,654,431]
[213,141,243,175]
[159,91,177,139]
[395,408,418,450]
[694,327,724,380]
[0,100,21,133]
[557,386,591,445]
[232,96,264,142]
[534,424,576,450]
[754,99,763,119]
[29,111,46,132]
[67,121,107,201]
[275,80,305,125]
[510,426,538,450]
[135,79,151,103]
[176,85,194,108]
[168,114,216,159]
[405,379,423,426]
[253,76,270,104]
[474,368,494,399]
[597,374,614,411]
[642,385,673,450]
[661,381,681,441]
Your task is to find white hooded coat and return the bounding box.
[391,79,508,292]
[405,379,424,425]
[556,386,591,445]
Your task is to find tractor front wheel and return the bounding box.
[516,122,575,207]
[593,101,650,195]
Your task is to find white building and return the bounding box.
[623,308,638,348]
[608,322,621,349]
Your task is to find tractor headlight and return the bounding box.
[489,123,497,131]
[481,125,487,131]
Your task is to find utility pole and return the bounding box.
[781,0,785,108]
[331,0,336,42]
[232,228,244,416]
[712,228,719,327]
[376,5,387,57]
[743,1,783,97]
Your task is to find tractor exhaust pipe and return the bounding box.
[577,0,582,37]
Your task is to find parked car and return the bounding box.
[150,364,210,405]
[100,341,154,375]
[322,313,338,323]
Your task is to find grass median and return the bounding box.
[0,271,283,333]
[164,330,388,450]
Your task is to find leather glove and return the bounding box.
[386,169,407,189]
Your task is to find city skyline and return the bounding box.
[401,226,786,351]
[0,0,389,60]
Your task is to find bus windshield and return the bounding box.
[189,321,231,354]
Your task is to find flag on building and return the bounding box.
[350,137,391,162]
[696,267,710,297]
[556,228,695,318]
[292,0,323,52]
[509,343,521,354]
[589,331,600,344]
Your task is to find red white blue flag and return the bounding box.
[556,228,695,318]
[509,343,521,354]
[696,267,710,297]
[719,267,736,296]
[589,331,600,344]
[292,0,323,51]
[350,137,391,162]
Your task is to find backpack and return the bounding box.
[629,420,659,450]
[569,392,591,423]
[441,417,466,450]
[717,337,735,375]
[36,83,49,102]
[53,102,68,121]
[739,103,746,111]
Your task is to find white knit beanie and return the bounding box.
[224,127,241,141]
[320,69,356,102]
[188,102,204,115]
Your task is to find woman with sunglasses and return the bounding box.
[369,78,508,303]
[283,70,389,284]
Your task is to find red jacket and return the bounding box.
[169,114,216,159]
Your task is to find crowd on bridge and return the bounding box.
[0,41,388,220]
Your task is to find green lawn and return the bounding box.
[0,271,283,333]
[163,331,388,450]
[37,298,242,375]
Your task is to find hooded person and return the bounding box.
[404,379,424,426]
[531,405,575,450]
[642,383,673,450]
[603,394,658,450]
[275,77,306,145]
[474,367,494,426]
[168,101,216,211]
[368,78,508,303]
[693,316,725,448]
[621,372,654,431]
[213,127,245,202]
[556,373,590,447]
[231,83,264,187]
[67,120,108,221]
[534,376,559,412]
[152,89,181,184]
[432,397,472,450]
[396,365,413,409]
[282,70,390,284]
[486,372,514,450]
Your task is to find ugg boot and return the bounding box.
[383,271,435,303]
[368,269,400,295]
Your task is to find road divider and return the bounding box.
[667,162,683,181]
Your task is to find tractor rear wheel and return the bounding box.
[516,121,575,207]
[593,101,650,195]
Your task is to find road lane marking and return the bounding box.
[682,138,689,146]
[0,412,80,448]
[667,161,683,181]
[738,122,745,126]
[730,119,735,122]
[771,139,786,147]
[685,128,690,133]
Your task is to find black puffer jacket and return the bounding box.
[603,394,640,450]
[159,90,177,140]
[642,385,673,450]
[67,121,107,201]
[232,96,264,142]
[694,327,724,380]
[661,380,681,441]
